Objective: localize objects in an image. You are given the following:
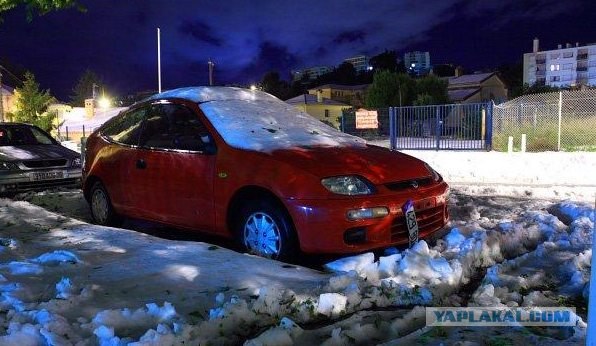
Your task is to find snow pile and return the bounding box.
[0,193,593,344]
[90,302,179,345]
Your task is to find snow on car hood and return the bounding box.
[0,144,79,161]
[199,98,366,152]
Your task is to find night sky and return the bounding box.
[1,0,595,101]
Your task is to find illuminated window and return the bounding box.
[550,64,560,71]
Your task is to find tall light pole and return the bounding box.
[0,71,4,122]
[157,27,162,93]
[208,58,215,86]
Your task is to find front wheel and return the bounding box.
[236,200,298,261]
[89,181,121,226]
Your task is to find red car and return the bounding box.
[83,87,449,260]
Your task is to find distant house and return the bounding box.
[0,83,17,120]
[447,72,508,103]
[285,92,350,129]
[307,84,369,108]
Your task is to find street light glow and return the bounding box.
[98,97,111,109]
[250,85,257,91]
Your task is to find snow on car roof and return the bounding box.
[152,87,366,152]
[149,86,279,104]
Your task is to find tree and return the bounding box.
[497,62,524,98]
[9,71,57,132]
[365,70,415,108]
[414,75,449,105]
[520,82,560,95]
[0,0,84,21]
[260,71,290,100]
[334,62,357,85]
[369,50,398,72]
[70,69,102,106]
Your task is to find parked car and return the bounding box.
[0,123,82,195]
[82,87,449,260]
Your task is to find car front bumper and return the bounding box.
[286,182,449,254]
[0,168,82,194]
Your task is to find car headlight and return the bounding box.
[0,161,19,171]
[71,157,82,168]
[424,163,442,182]
[321,176,374,195]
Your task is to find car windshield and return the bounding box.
[199,99,366,153]
[0,126,55,146]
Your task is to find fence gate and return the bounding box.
[389,103,493,150]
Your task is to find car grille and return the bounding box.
[13,178,80,191]
[22,159,68,168]
[391,204,445,241]
[385,177,433,191]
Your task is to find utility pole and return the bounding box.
[157,27,162,93]
[0,71,4,122]
[208,58,215,86]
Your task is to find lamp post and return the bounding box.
[0,71,4,122]
[208,58,215,86]
[157,27,162,93]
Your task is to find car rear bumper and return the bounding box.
[0,169,82,194]
[286,182,449,254]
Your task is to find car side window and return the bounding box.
[139,103,214,152]
[102,107,146,145]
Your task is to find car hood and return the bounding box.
[268,144,432,185]
[0,145,79,161]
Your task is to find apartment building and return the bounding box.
[404,51,431,76]
[523,38,596,87]
[291,66,332,82]
[343,55,371,73]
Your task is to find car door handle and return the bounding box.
[136,159,147,169]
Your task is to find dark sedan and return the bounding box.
[0,123,82,195]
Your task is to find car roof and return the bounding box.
[146,86,279,104]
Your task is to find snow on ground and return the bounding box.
[0,150,595,345]
[402,150,596,202]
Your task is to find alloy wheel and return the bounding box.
[91,188,109,224]
[243,212,282,258]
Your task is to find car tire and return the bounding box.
[236,199,298,261]
[89,181,122,226]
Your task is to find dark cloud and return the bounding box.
[178,20,223,46]
[332,30,366,45]
[0,0,593,99]
[240,41,299,80]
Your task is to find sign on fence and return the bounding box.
[355,109,379,129]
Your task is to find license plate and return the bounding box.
[31,171,64,181]
[402,199,419,247]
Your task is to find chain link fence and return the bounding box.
[493,89,596,151]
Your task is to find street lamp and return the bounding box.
[98,97,111,109]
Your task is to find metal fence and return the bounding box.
[493,89,596,151]
[340,108,391,141]
[341,103,492,150]
[389,103,492,150]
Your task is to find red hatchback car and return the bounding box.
[83,87,449,260]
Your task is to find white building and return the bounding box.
[523,38,596,87]
[291,66,332,82]
[343,55,370,73]
[404,51,431,76]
